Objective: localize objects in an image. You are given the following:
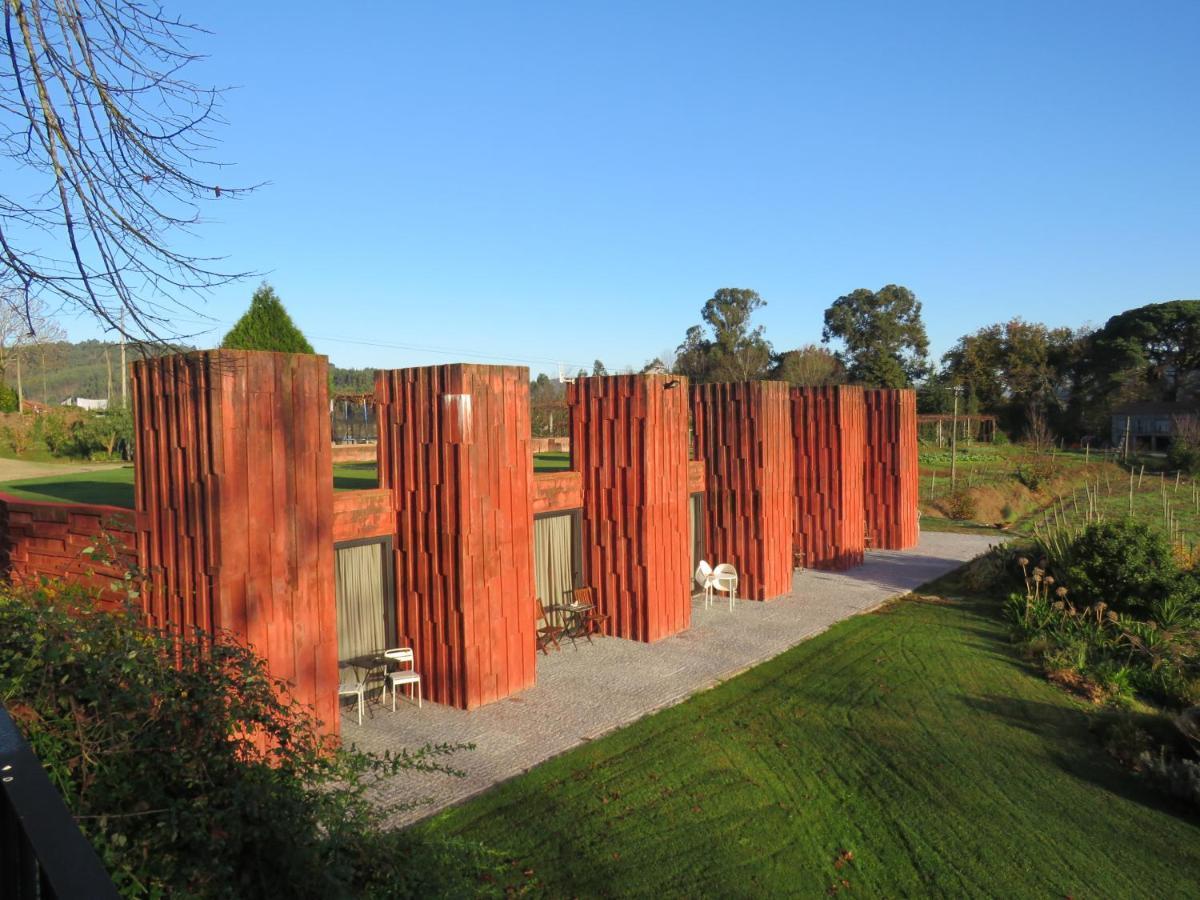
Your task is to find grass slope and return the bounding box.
[418,582,1200,897]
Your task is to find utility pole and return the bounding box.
[951,385,963,489]
[15,350,22,413]
[104,346,113,407]
[119,307,127,409]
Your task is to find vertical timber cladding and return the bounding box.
[864,389,920,550]
[690,381,795,599]
[791,385,867,570]
[376,364,537,709]
[131,350,339,731]
[568,374,691,641]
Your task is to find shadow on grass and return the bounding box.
[333,462,379,491]
[2,480,134,509]
[964,694,1200,828]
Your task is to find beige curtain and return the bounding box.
[336,542,386,663]
[534,515,574,626]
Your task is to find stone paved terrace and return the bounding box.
[345,531,999,826]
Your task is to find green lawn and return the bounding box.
[417,574,1200,897]
[0,466,135,508]
[533,450,570,473]
[333,462,378,491]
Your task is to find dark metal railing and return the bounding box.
[0,703,119,899]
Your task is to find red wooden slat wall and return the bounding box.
[864,389,920,550]
[568,374,691,641]
[375,364,536,710]
[131,350,339,732]
[791,385,866,570]
[690,381,795,600]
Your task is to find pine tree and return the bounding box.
[221,283,315,354]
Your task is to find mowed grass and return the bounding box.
[0,453,571,504]
[417,582,1200,897]
[0,466,135,508]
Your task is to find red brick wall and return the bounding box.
[792,386,866,571]
[691,382,795,600]
[132,351,339,732]
[864,389,920,550]
[376,364,536,709]
[0,495,137,607]
[568,374,691,641]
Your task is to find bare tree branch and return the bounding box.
[0,0,257,344]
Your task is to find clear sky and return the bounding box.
[66,0,1199,375]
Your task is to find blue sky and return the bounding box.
[65,1,1199,375]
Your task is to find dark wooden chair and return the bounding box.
[535,599,564,655]
[570,586,609,640]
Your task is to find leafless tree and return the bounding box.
[1,0,254,343]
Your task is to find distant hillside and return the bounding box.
[0,340,376,404]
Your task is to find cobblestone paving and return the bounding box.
[345,531,1000,826]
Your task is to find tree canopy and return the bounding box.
[221,284,314,354]
[1084,300,1200,403]
[822,285,929,388]
[770,344,845,387]
[674,288,773,383]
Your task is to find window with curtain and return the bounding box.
[335,541,390,664]
[534,513,576,627]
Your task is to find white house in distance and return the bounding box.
[61,397,108,411]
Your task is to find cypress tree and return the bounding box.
[221,283,315,353]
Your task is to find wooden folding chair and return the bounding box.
[535,599,565,655]
[570,586,609,640]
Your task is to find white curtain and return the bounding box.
[534,515,575,626]
[336,542,386,663]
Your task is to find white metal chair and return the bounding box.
[383,647,422,710]
[338,673,367,725]
[711,563,738,611]
[694,560,716,607]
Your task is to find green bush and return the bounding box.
[0,381,18,413]
[1168,436,1200,475]
[1014,453,1056,491]
[0,576,522,898]
[943,489,977,521]
[1062,521,1178,615]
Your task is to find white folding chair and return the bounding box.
[712,563,738,612]
[694,560,716,607]
[338,674,367,725]
[383,647,422,710]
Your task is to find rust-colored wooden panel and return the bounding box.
[376,364,536,710]
[691,381,795,600]
[332,489,395,542]
[791,386,866,570]
[131,350,339,733]
[568,374,691,642]
[0,495,136,607]
[532,471,583,515]
[687,460,706,494]
[864,389,920,549]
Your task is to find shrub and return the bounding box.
[1062,521,1177,615]
[0,381,18,413]
[1,415,34,455]
[943,490,977,521]
[1168,415,1200,475]
[222,282,315,354]
[0,577,520,898]
[1014,452,1056,491]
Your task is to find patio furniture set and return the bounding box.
[338,647,423,725]
[694,561,739,611]
[535,586,610,655]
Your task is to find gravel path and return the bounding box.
[347,531,1000,826]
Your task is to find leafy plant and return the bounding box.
[1062,521,1178,615]
[0,574,519,898]
[943,490,977,521]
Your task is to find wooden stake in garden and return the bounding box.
[1129,467,1134,516]
[1138,464,1145,488]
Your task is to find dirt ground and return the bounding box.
[0,457,125,482]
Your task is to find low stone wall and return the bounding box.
[332,442,378,464]
[531,437,569,454]
[0,494,138,607]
